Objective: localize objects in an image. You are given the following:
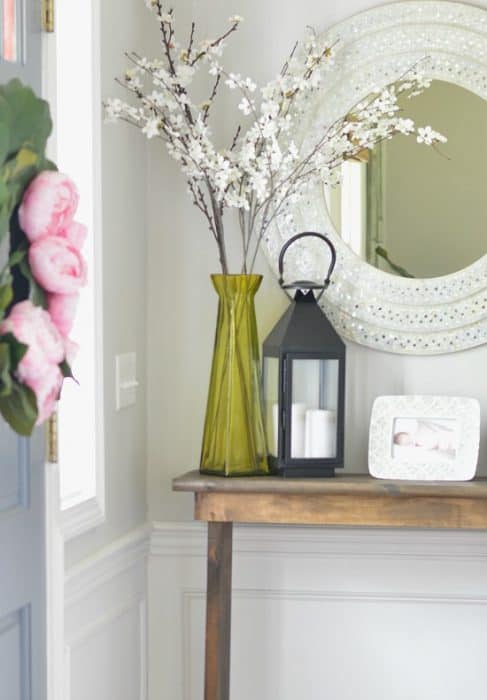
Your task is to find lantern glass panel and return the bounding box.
[290,358,339,459]
[263,356,279,457]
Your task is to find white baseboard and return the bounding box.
[149,521,487,700]
[64,525,149,700]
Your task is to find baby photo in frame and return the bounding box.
[369,396,480,481]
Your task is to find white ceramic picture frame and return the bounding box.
[368,396,480,481]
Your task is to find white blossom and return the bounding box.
[261,83,277,101]
[209,62,221,76]
[160,13,173,23]
[396,118,415,134]
[288,141,299,160]
[104,98,124,122]
[148,90,166,108]
[249,171,268,201]
[142,117,161,138]
[106,9,445,274]
[176,63,195,87]
[238,97,254,115]
[244,78,257,92]
[225,73,241,89]
[208,43,225,58]
[261,100,279,118]
[417,125,447,145]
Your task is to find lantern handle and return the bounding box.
[278,231,337,302]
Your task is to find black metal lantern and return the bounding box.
[262,232,346,478]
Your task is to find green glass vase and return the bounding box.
[200,274,269,476]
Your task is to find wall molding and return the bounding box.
[149,520,487,700]
[183,586,487,608]
[65,597,147,700]
[151,520,487,561]
[61,495,106,542]
[64,524,149,700]
[59,520,487,700]
[65,524,149,608]
[180,586,487,700]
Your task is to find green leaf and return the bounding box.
[1,147,41,200]
[0,213,8,241]
[0,381,37,436]
[8,246,26,267]
[0,123,9,165]
[8,146,40,180]
[0,332,28,371]
[0,332,28,374]
[0,177,8,203]
[0,79,52,158]
[0,343,12,397]
[0,80,54,246]
[59,359,78,383]
[18,257,47,309]
[0,283,13,311]
[29,277,47,308]
[42,158,57,173]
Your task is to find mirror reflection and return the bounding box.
[325,80,487,278]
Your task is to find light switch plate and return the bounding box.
[115,353,138,410]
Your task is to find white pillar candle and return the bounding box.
[272,403,279,456]
[305,409,337,458]
[291,403,307,458]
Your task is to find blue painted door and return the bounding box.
[1,1,47,699]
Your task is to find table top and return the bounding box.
[173,471,487,530]
[173,470,487,499]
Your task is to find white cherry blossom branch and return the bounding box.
[106,3,445,274]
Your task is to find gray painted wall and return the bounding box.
[65,0,149,567]
[145,0,487,522]
[64,0,487,548]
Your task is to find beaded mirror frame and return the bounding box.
[263,1,487,355]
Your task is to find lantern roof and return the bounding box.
[263,290,345,356]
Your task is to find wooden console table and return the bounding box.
[173,471,487,700]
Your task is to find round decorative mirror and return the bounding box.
[327,80,487,280]
[263,1,487,354]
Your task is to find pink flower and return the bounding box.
[19,171,79,242]
[63,338,79,367]
[29,236,87,294]
[58,221,87,250]
[0,301,65,424]
[29,365,63,425]
[0,301,64,384]
[47,293,79,337]
[1,302,62,383]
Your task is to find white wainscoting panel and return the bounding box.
[149,522,487,700]
[64,526,149,700]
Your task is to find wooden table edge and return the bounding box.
[173,471,487,531]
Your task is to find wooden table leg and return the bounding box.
[204,521,233,700]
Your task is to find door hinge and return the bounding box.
[42,0,54,33]
[47,411,58,463]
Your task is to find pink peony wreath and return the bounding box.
[0,170,87,434]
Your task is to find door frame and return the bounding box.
[41,2,104,694]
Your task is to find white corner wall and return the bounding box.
[62,3,151,696]
[65,0,150,568]
[143,0,487,698]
